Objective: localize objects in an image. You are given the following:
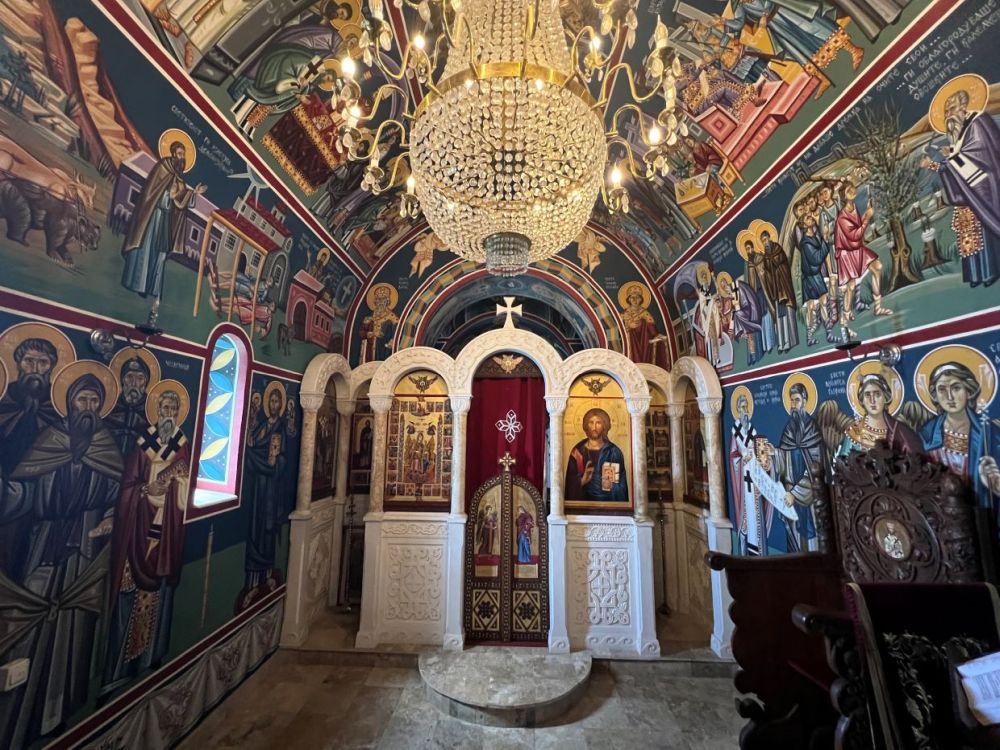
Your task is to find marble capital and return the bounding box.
[626,396,651,416]
[697,396,724,416]
[299,392,326,413]
[544,395,568,416]
[664,403,686,419]
[335,398,356,417]
[369,395,394,414]
[449,394,472,414]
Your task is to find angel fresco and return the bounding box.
[815,362,921,462]
[816,347,1000,530]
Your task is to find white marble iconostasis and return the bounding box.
[282,327,732,658]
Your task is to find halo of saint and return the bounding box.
[51,360,119,418]
[145,379,191,425]
[914,344,997,413]
[157,128,196,172]
[735,229,760,260]
[264,380,289,414]
[782,372,818,414]
[847,361,904,416]
[730,384,754,419]
[929,73,990,134]
[0,322,76,382]
[617,282,652,310]
[110,346,162,385]
[0,358,6,400]
[367,282,399,311]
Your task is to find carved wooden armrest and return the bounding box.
[793,604,873,750]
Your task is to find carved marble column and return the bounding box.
[448,395,471,516]
[667,403,686,508]
[697,395,733,658]
[665,402,686,614]
[355,394,393,648]
[282,391,324,646]
[295,393,325,514]
[444,394,471,650]
[327,399,355,608]
[365,395,393,515]
[698,396,726,521]
[545,396,567,519]
[544,395,569,653]
[627,396,651,522]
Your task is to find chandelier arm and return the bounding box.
[371,153,411,194]
[568,22,620,78]
[593,62,662,110]
[606,136,645,180]
[605,103,653,144]
[355,83,414,124]
[348,119,410,161]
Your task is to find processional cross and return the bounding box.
[498,451,516,473]
[496,297,522,329]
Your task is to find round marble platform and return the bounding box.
[418,647,592,727]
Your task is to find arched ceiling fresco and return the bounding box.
[96,0,945,366]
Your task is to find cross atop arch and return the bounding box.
[496,297,522,329]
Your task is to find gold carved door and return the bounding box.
[464,456,548,643]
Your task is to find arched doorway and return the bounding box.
[292,301,307,340]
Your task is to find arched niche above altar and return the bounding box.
[384,369,453,511]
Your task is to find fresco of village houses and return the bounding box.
[121,0,934,291]
[665,4,1000,376]
[0,0,361,372]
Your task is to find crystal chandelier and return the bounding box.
[333,0,686,276]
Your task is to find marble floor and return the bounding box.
[301,608,716,659]
[179,649,742,749]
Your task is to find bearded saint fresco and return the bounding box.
[0,362,123,748]
[102,381,190,697]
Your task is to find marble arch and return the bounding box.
[285,329,730,658]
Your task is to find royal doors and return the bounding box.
[464,454,548,643]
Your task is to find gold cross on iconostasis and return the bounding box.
[498,452,517,473]
[496,297,522,329]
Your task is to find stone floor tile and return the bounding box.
[365,666,423,688]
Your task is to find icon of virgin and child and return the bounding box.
[565,408,628,502]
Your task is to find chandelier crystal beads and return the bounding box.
[334,0,686,275]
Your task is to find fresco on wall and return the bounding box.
[724,327,1000,556]
[312,378,337,500]
[682,382,710,507]
[0,311,201,748]
[350,396,373,493]
[646,385,672,501]
[0,1,360,371]
[562,372,632,512]
[237,374,300,612]
[385,370,452,509]
[666,4,1000,376]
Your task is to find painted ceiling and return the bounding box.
[9,0,983,372]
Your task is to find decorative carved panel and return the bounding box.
[832,445,982,584]
[383,544,444,621]
[570,548,631,626]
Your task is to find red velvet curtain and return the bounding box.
[465,377,547,511]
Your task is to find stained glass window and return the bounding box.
[195,333,246,506]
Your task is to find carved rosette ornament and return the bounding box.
[832,445,980,584]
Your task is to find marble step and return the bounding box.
[419,648,591,727]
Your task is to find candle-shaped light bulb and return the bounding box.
[590,36,602,53]
[648,126,662,145]
[414,34,426,50]
[406,175,416,194]
[610,165,622,187]
[341,56,356,79]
